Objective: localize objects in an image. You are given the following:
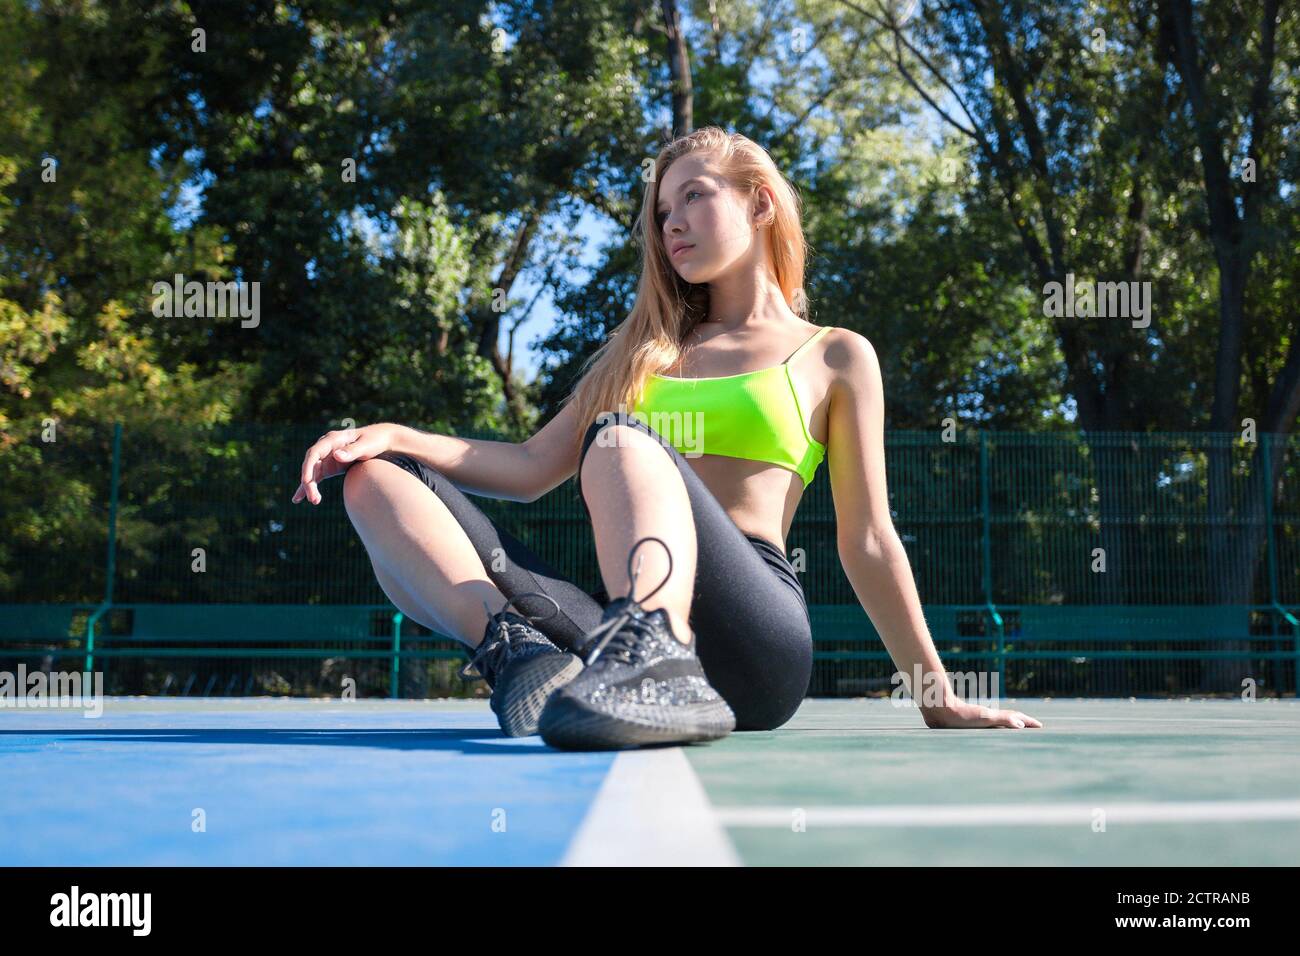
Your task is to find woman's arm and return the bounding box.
[390,427,538,502]
[823,329,1041,730]
[394,400,585,503]
[293,401,585,505]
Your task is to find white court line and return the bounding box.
[1046,716,1289,723]
[715,799,1300,828]
[561,748,741,866]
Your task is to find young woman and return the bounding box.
[292,127,1042,750]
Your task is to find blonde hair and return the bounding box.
[560,127,810,463]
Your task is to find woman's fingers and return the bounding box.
[293,428,380,503]
[994,709,1042,729]
[296,434,340,504]
[300,444,325,493]
[292,478,323,505]
[927,700,1044,729]
[331,431,382,464]
[306,454,324,504]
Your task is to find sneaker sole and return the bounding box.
[537,694,736,751]
[492,653,585,737]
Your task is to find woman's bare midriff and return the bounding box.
[677,454,810,554]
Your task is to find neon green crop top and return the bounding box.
[631,326,832,487]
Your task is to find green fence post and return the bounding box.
[390,611,404,699]
[87,422,122,675]
[1262,435,1281,608]
[1261,435,1298,693]
[980,432,1004,691]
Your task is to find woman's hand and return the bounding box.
[292,422,402,505]
[920,698,1043,730]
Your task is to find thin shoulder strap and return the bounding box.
[782,326,832,365]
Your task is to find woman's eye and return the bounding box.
[658,191,701,226]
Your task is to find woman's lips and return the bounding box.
[672,244,695,257]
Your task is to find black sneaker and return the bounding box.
[538,536,736,751]
[460,591,584,737]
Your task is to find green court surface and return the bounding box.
[3,696,1297,866]
[689,698,1300,866]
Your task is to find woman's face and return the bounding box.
[655,153,769,285]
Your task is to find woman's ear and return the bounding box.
[752,185,777,227]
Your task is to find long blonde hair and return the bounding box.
[561,127,809,463]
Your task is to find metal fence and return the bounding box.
[2,422,1297,698]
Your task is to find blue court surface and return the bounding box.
[2,696,1298,866]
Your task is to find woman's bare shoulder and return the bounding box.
[822,328,882,398]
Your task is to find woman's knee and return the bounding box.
[341,457,383,510]
[706,625,813,731]
[579,412,668,479]
[581,410,657,455]
[730,666,810,730]
[733,684,808,731]
[342,454,440,512]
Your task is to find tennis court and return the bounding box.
[4,696,1297,866]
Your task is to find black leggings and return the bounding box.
[370,411,813,731]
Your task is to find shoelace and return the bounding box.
[583,535,674,668]
[581,610,660,668]
[459,590,561,683]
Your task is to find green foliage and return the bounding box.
[0,0,1296,608]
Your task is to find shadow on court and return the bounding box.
[0,727,547,756]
